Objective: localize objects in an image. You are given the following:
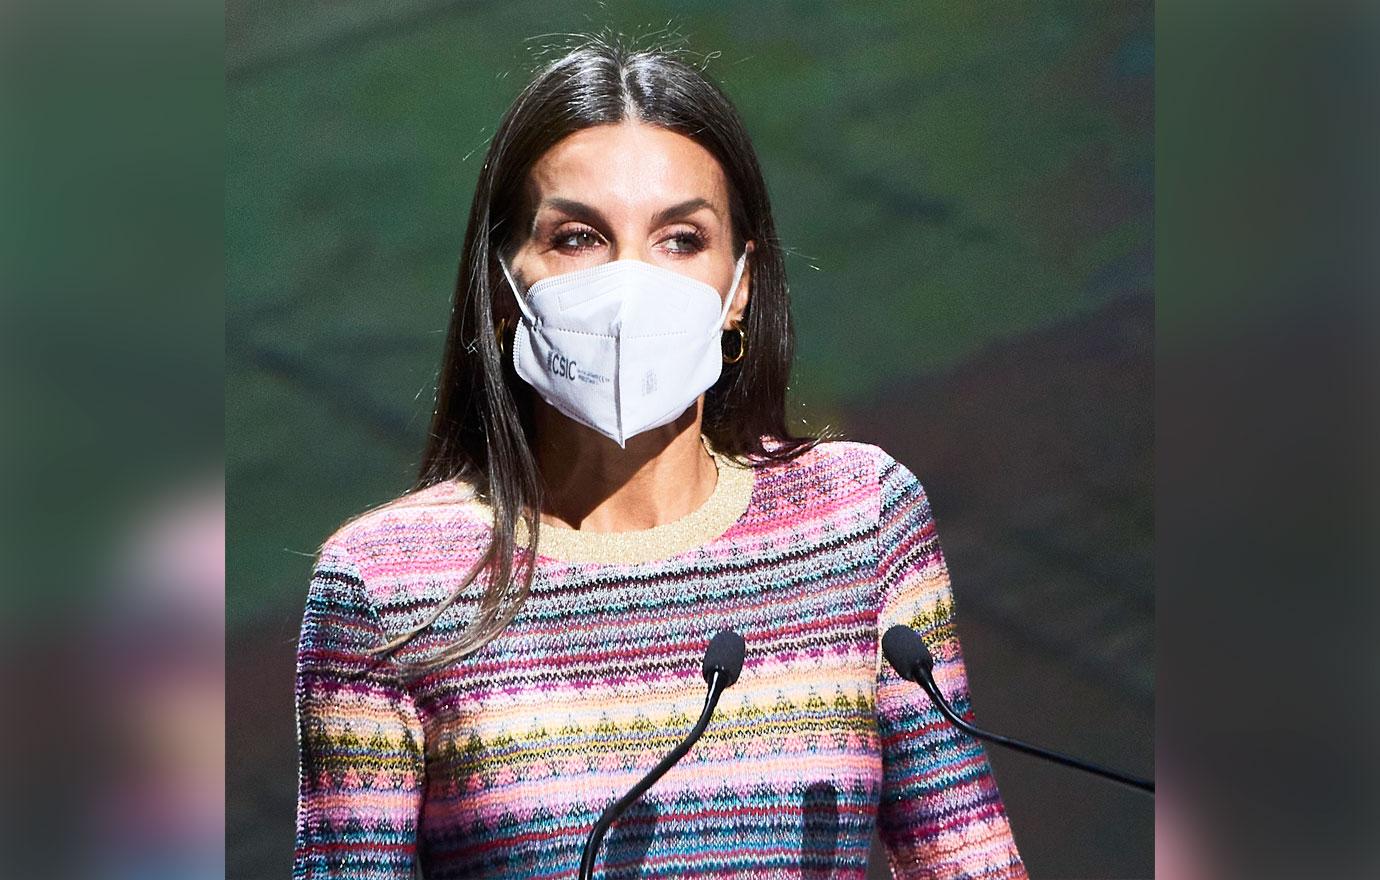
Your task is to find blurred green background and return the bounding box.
[228,2,1152,877]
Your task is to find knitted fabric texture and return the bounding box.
[292,437,1028,879]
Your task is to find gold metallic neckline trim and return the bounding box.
[467,435,755,565]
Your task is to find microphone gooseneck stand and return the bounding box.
[881,624,1154,795]
[578,630,746,880]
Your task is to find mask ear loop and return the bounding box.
[710,248,750,339]
[497,254,541,328]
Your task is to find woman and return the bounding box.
[293,36,1028,880]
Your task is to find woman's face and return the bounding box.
[505,120,753,327]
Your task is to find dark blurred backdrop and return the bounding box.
[227,2,1153,877]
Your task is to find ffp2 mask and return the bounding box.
[497,250,749,448]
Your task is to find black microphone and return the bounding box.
[578,630,746,880]
[881,624,1154,794]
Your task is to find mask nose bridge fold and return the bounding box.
[607,262,642,333]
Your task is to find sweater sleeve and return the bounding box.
[872,450,1027,880]
[292,540,426,879]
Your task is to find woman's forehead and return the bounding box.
[527,123,729,220]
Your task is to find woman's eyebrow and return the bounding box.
[537,196,719,230]
[649,197,718,226]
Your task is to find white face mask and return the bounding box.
[497,249,749,448]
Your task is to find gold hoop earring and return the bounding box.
[723,325,746,364]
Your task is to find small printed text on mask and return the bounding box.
[546,347,609,386]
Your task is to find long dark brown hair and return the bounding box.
[364,33,833,669]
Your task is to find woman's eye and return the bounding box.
[665,231,706,254]
[553,228,601,251]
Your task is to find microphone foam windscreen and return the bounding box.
[881,625,934,682]
[702,629,746,688]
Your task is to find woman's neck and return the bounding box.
[530,403,717,533]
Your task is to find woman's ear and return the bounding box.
[727,239,755,329]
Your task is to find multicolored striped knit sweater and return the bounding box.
[293,435,1028,879]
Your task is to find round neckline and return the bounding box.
[509,433,755,565]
